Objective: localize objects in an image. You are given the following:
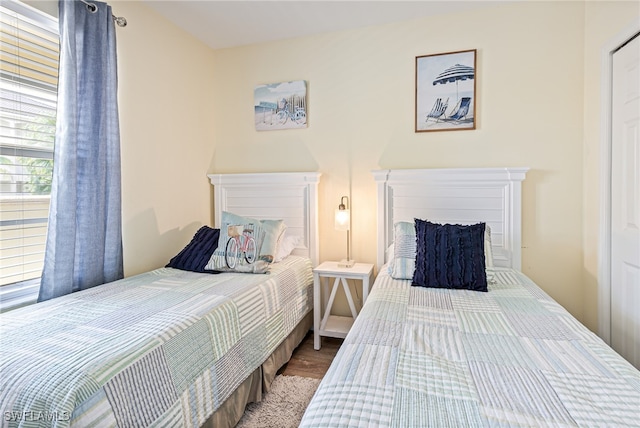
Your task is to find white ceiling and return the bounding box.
[141,1,504,50]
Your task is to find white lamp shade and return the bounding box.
[335,208,350,231]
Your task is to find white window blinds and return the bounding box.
[0,0,58,290]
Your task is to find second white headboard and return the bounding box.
[372,167,529,272]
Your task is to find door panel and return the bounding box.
[611,33,640,369]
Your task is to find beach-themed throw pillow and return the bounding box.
[205,211,285,273]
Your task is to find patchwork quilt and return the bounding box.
[300,267,640,427]
[0,256,313,428]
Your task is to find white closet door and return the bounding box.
[611,33,640,369]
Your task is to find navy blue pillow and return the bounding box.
[412,220,487,292]
[166,226,221,274]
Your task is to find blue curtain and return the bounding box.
[39,0,123,302]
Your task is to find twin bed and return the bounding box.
[0,172,320,428]
[300,168,640,427]
[2,168,639,428]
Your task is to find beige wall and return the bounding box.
[113,2,216,276]
[29,0,639,329]
[582,2,640,332]
[209,2,588,320]
[22,0,218,277]
[25,0,214,276]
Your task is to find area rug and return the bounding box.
[236,375,321,428]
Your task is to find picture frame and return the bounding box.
[415,49,476,132]
[254,80,308,131]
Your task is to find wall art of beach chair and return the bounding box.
[447,97,471,122]
[425,97,449,123]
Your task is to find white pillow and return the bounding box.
[484,224,494,268]
[274,235,301,262]
[385,243,395,273]
[385,244,395,263]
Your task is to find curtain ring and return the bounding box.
[85,2,97,13]
[114,16,127,27]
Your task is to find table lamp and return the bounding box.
[335,196,354,267]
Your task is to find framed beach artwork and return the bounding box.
[415,49,476,132]
[254,80,308,131]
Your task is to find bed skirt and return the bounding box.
[202,310,313,428]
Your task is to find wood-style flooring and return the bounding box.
[279,332,343,379]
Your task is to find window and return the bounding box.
[0,0,58,309]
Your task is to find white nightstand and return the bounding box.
[313,261,374,350]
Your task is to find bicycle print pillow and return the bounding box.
[205,211,286,273]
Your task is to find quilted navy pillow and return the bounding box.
[412,219,487,292]
[166,226,221,274]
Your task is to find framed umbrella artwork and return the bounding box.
[415,49,476,132]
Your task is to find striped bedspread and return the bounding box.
[0,256,313,428]
[300,267,640,427]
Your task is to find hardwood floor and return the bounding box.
[279,331,343,379]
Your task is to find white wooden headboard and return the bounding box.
[372,168,529,272]
[207,172,321,266]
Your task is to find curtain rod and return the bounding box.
[78,0,127,27]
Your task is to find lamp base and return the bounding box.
[338,259,355,268]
